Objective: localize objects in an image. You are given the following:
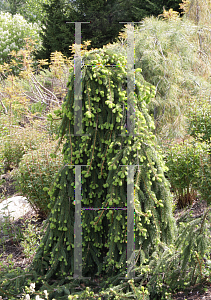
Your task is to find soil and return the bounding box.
[0,172,18,198]
[0,173,211,299]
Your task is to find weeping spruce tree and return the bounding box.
[2,44,176,298]
[31,43,175,281]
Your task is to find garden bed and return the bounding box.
[0,176,210,300]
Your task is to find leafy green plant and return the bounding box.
[20,282,51,300]
[20,217,46,261]
[29,101,47,117]
[11,139,64,218]
[187,98,211,148]
[46,106,63,140]
[198,149,211,204]
[0,253,16,276]
[0,115,10,138]
[146,207,211,298]
[3,139,25,172]
[187,98,211,204]
[164,140,204,208]
[18,281,150,300]
[0,145,5,175]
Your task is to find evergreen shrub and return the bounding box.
[27,43,176,291]
[164,140,204,208]
[146,206,211,299]
[12,139,64,218]
[118,16,211,140]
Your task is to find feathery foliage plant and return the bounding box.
[117,16,211,142]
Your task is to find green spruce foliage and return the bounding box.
[35,0,76,62]
[34,0,183,61]
[2,0,25,15]
[64,0,183,52]
[111,0,182,25]
[72,0,124,51]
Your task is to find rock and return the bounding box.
[0,196,36,224]
[0,174,6,180]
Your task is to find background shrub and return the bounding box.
[164,140,205,208]
[28,100,47,117]
[187,98,211,147]
[1,124,49,173]
[186,97,211,205]
[11,139,64,218]
[3,139,25,173]
[198,148,211,204]
[0,12,41,66]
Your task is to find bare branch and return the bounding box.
[30,73,59,103]
[0,98,8,114]
[0,92,8,114]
